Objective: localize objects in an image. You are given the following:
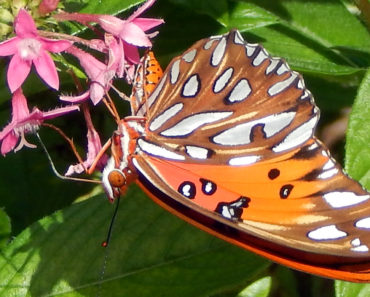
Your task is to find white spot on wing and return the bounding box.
[300,90,311,101]
[229,155,261,166]
[355,217,370,229]
[213,67,233,93]
[137,138,185,160]
[351,238,369,252]
[307,225,347,241]
[351,245,369,252]
[307,142,319,150]
[297,79,305,89]
[149,103,184,131]
[317,168,338,179]
[146,73,168,108]
[276,63,290,75]
[211,37,227,66]
[267,73,298,96]
[273,115,318,153]
[204,39,216,50]
[233,30,244,44]
[352,238,361,246]
[226,78,252,103]
[161,111,233,137]
[245,44,257,57]
[185,146,210,159]
[322,159,335,170]
[170,60,180,84]
[213,112,296,145]
[252,49,268,66]
[323,192,370,208]
[265,58,280,75]
[182,74,200,97]
[182,49,197,63]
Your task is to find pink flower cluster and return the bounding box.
[0,0,163,175]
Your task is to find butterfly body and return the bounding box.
[102,30,370,282]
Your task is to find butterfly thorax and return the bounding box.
[102,117,146,202]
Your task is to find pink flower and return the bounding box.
[61,45,116,105]
[56,0,163,64]
[0,9,71,93]
[65,125,107,176]
[0,89,79,155]
[65,106,108,176]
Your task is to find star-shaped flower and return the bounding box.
[55,0,163,64]
[0,88,79,155]
[0,9,72,92]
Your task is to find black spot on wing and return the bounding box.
[178,181,196,199]
[200,178,217,195]
[280,184,294,199]
[268,169,280,180]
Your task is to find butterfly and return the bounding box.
[101,29,370,282]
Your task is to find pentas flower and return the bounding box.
[0,88,79,155]
[65,119,107,176]
[56,0,164,64]
[0,9,71,93]
[61,45,116,105]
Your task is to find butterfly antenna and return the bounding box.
[36,133,101,184]
[95,196,121,297]
[101,196,121,248]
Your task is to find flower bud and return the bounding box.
[38,0,60,15]
[0,8,13,24]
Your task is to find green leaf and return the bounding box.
[0,208,11,248]
[250,0,370,67]
[0,186,270,297]
[245,25,362,75]
[226,2,279,31]
[168,0,229,25]
[65,0,145,15]
[167,0,279,30]
[236,276,271,297]
[345,68,370,189]
[335,281,370,297]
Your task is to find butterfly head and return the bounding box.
[102,119,144,202]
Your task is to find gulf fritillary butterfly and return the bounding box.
[102,30,370,282]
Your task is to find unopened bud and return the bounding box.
[0,8,13,24]
[38,0,60,15]
[0,22,12,37]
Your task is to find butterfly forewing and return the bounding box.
[142,31,318,166]
[121,30,370,281]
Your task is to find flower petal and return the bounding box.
[15,9,38,38]
[132,17,164,31]
[68,46,106,79]
[41,38,72,53]
[0,37,19,56]
[60,91,90,103]
[7,54,32,93]
[123,42,140,64]
[41,105,80,120]
[120,22,152,47]
[33,50,59,90]
[1,132,18,155]
[127,0,156,21]
[90,81,105,105]
[12,88,30,121]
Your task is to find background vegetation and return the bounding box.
[0,0,369,296]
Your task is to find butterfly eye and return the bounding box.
[108,169,127,188]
